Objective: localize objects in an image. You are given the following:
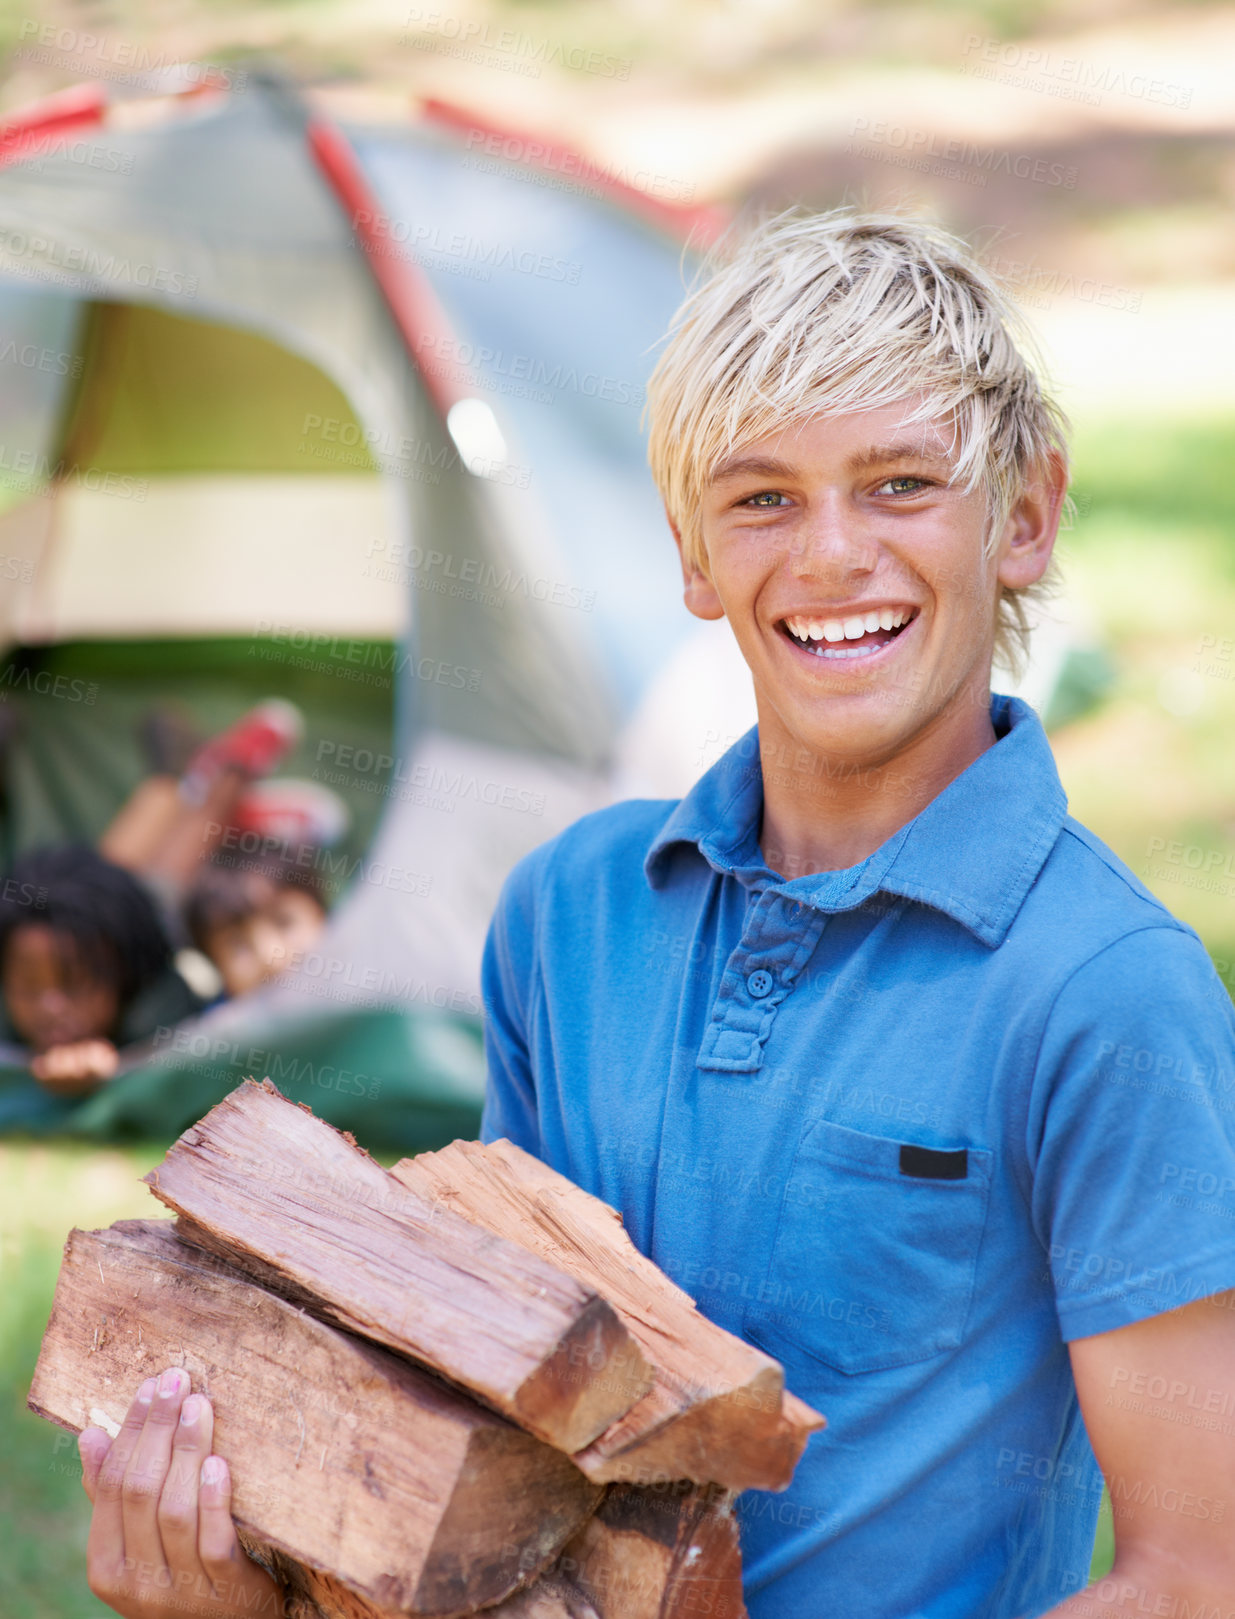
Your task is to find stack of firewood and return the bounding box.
[30,1080,823,1619]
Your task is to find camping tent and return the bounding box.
[0,71,754,1146]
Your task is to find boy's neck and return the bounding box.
[755,676,998,878]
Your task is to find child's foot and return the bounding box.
[232,778,350,849]
[180,700,303,802]
[138,702,202,777]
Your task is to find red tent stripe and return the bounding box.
[0,83,107,169]
[420,96,728,246]
[306,115,473,421]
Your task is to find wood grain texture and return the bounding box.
[491,1484,748,1619]
[29,1220,601,1617]
[390,1140,823,1492]
[143,1082,651,1452]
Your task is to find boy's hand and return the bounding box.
[31,1039,119,1092]
[78,1367,283,1617]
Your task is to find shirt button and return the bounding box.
[747,969,773,998]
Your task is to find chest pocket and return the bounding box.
[746,1117,993,1375]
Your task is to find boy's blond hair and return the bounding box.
[645,208,1070,672]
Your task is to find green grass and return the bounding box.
[0,1141,165,1618]
[1055,415,1235,990]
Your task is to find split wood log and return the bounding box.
[28,1220,602,1618]
[490,1483,747,1619]
[389,1140,823,1492]
[143,1081,652,1453]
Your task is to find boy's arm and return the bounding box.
[1039,1291,1235,1616]
[1026,925,1235,1614]
[478,847,547,1154]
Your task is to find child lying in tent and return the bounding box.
[0,843,201,1092]
[183,853,328,1001]
[0,701,340,1091]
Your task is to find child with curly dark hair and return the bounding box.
[0,844,198,1093]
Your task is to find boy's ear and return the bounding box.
[995,451,1069,591]
[667,510,725,622]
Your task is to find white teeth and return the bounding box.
[784,608,915,647]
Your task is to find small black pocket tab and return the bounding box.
[899,1144,969,1180]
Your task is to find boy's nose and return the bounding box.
[788,502,879,577]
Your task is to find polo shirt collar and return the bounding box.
[643,693,1068,948]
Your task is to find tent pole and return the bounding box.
[305,117,473,424]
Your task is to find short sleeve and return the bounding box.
[1028,925,1235,1340]
[478,842,549,1155]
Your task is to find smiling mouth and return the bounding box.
[778,607,919,661]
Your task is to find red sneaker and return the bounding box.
[181,699,303,796]
[232,778,350,848]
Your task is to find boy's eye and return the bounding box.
[878,476,927,495]
[742,490,789,508]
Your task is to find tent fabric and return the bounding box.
[0,78,1099,1148]
[0,1005,485,1150]
[0,76,732,1144]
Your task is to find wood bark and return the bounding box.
[143,1081,652,1453]
[29,1220,601,1617]
[390,1140,823,1492]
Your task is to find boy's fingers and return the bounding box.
[78,1426,111,1504]
[87,1376,156,1585]
[156,1392,214,1584]
[199,1452,282,1613]
[197,1453,242,1570]
[121,1366,190,1583]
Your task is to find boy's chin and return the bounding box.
[769,689,921,754]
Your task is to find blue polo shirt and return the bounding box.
[479,694,1235,1619]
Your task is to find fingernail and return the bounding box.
[201,1456,226,1486]
[158,1368,185,1397]
[137,1378,157,1405]
[179,1395,203,1427]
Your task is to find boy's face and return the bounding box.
[1,925,120,1052]
[681,399,1062,775]
[202,884,325,999]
